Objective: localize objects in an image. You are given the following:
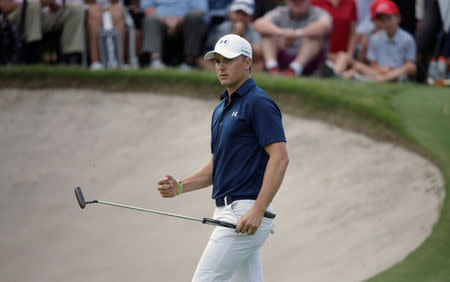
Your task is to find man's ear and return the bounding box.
[245,57,252,69]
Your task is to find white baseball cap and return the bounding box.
[229,0,255,16]
[204,34,252,60]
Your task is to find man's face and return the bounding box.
[229,10,252,24]
[377,14,400,35]
[213,54,251,90]
[287,0,310,18]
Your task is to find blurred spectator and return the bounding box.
[415,0,450,82]
[85,0,127,70]
[311,0,358,74]
[0,0,85,64]
[203,0,263,71]
[254,0,332,76]
[140,0,208,69]
[340,0,417,81]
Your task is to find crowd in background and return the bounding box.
[0,0,449,85]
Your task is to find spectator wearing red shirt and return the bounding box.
[312,0,358,57]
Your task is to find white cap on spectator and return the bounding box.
[204,34,252,60]
[229,0,255,16]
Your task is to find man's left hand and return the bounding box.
[235,207,264,235]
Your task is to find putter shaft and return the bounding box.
[97,200,203,222]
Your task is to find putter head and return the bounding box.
[75,186,86,209]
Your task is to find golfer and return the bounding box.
[157,34,289,281]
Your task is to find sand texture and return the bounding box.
[0,88,444,282]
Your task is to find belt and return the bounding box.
[215,195,276,219]
[215,195,257,207]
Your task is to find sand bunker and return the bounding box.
[0,88,444,282]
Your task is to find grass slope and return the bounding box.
[0,66,449,282]
[367,85,450,282]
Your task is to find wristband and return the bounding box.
[177,181,183,195]
[296,29,303,37]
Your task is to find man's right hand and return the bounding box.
[157,174,179,198]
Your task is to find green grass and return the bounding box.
[1,65,449,282]
[367,85,450,282]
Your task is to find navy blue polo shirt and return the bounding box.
[210,78,286,200]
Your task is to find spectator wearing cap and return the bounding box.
[1,0,85,63]
[341,0,417,81]
[203,0,264,71]
[140,0,208,69]
[253,0,332,77]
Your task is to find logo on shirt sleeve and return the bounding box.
[231,111,238,118]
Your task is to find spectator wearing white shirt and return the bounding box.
[203,0,264,71]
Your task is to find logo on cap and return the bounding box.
[376,3,390,12]
[241,49,250,56]
[218,39,229,47]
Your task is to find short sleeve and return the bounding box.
[264,6,283,26]
[252,98,286,147]
[315,6,332,23]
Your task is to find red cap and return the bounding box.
[370,0,399,20]
[370,0,385,18]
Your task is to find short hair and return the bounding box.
[241,55,252,74]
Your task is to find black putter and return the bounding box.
[75,186,276,230]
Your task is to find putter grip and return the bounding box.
[202,211,276,229]
[264,211,276,219]
[202,218,237,229]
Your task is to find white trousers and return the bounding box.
[192,200,274,282]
